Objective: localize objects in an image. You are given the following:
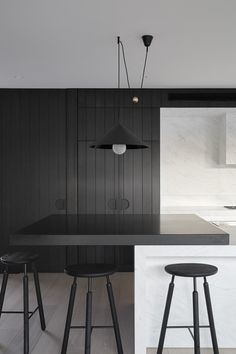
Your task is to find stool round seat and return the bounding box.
[64,264,117,278]
[0,252,39,265]
[165,263,218,278]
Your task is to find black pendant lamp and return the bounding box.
[90,35,153,155]
[90,121,148,154]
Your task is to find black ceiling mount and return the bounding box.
[141,35,154,88]
[142,35,153,48]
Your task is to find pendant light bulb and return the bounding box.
[112,144,127,155]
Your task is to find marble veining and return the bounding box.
[161,108,236,207]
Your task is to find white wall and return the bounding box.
[161,108,236,207]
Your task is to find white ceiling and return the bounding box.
[1,0,236,88]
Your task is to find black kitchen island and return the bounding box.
[10,214,229,246]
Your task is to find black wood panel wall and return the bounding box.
[0,88,161,271]
[0,89,67,271]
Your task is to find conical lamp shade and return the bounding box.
[90,122,148,150]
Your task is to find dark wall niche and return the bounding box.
[0,89,160,271]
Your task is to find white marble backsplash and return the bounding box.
[161,108,236,207]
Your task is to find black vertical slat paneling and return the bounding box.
[95,106,106,263]
[105,107,116,215]
[78,94,96,263]
[77,107,87,140]
[39,91,49,219]
[86,103,97,263]
[95,108,105,214]
[38,91,50,269]
[51,90,67,269]
[77,92,88,263]
[123,108,134,215]
[66,89,78,265]
[86,142,96,214]
[142,108,152,214]
[85,107,96,215]
[37,90,66,271]
[28,92,40,222]
[66,90,78,214]
[132,108,143,214]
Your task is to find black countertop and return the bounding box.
[10,214,229,246]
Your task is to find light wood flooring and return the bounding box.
[0,272,134,354]
[0,272,235,354]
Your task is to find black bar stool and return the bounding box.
[61,264,123,354]
[157,263,219,354]
[0,252,46,354]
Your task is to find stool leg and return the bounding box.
[23,264,29,354]
[106,276,123,354]
[33,264,46,330]
[203,277,219,354]
[157,275,175,354]
[0,270,8,317]
[61,277,77,354]
[193,278,200,354]
[85,278,93,354]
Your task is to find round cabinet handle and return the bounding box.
[108,198,130,210]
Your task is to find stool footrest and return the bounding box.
[167,325,210,342]
[70,325,114,329]
[1,306,39,320]
[167,325,209,329]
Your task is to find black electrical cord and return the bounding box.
[117,35,152,89]
[119,39,131,89]
[117,36,120,89]
[141,47,148,88]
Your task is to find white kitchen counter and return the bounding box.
[162,206,236,221]
[162,206,236,244]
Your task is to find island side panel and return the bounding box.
[135,245,236,354]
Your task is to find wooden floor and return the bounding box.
[0,272,235,354]
[0,272,134,354]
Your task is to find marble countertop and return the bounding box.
[162,206,236,221]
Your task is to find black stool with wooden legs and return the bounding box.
[157,263,219,354]
[61,264,123,354]
[0,252,46,354]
